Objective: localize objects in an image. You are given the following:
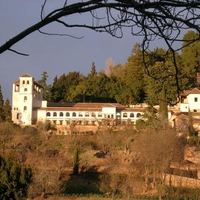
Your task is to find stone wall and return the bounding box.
[165,174,200,188]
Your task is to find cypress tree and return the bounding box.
[73,148,79,175]
[159,85,168,119]
[3,98,11,122]
[0,85,4,121]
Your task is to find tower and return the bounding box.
[12,74,43,125]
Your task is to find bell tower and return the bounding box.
[12,74,43,125]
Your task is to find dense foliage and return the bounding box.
[0,154,32,200]
[38,31,200,109]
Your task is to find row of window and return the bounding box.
[22,80,30,85]
[46,111,142,118]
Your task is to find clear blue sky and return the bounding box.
[0,0,180,103]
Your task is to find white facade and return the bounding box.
[12,74,45,125]
[180,88,200,113]
[12,74,146,126]
[12,74,181,128]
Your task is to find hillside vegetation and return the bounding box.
[0,120,195,200]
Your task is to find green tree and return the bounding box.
[0,154,32,200]
[181,31,200,88]
[50,75,66,102]
[64,72,83,102]
[73,148,79,175]
[188,111,198,137]
[159,85,168,119]
[3,99,11,122]
[125,43,146,104]
[37,71,51,101]
[144,48,182,106]
[0,86,4,122]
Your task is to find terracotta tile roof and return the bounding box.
[20,73,32,77]
[47,102,125,109]
[181,88,200,96]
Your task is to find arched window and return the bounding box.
[98,113,102,117]
[59,112,63,117]
[79,112,83,117]
[24,106,27,111]
[17,113,21,119]
[85,112,89,117]
[46,112,51,117]
[130,113,134,118]
[53,112,57,117]
[123,113,127,118]
[22,80,25,84]
[92,113,96,117]
[27,80,29,84]
[66,112,70,117]
[72,112,76,117]
[24,96,27,102]
[24,88,27,92]
[136,113,141,118]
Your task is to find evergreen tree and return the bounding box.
[3,99,11,122]
[188,111,198,137]
[73,148,79,175]
[0,154,32,199]
[181,31,200,88]
[90,62,97,76]
[124,43,146,104]
[37,71,51,101]
[0,85,4,121]
[159,85,168,119]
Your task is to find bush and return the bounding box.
[0,154,32,200]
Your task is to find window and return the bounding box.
[17,113,21,119]
[53,112,57,117]
[24,88,27,92]
[22,80,25,84]
[136,113,141,118]
[59,112,63,117]
[46,112,51,117]
[98,113,102,117]
[123,113,127,118]
[85,112,89,117]
[24,96,27,102]
[92,113,96,117]
[194,97,198,102]
[72,112,76,117]
[24,106,27,111]
[79,112,83,117]
[66,112,70,117]
[27,80,29,84]
[130,113,134,118]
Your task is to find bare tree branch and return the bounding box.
[8,49,29,56]
[1,0,200,98]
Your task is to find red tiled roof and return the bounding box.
[20,73,32,77]
[181,88,200,96]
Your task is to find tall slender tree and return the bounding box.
[0,85,4,121]
[3,99,11,122]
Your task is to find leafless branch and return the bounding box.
[8,48,29,56]
[1,0,200,97]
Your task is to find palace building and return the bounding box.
[12,74,145,129]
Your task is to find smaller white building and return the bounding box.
[179,88,200,113]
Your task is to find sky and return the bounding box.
[0,0,178,103]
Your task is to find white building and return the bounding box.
[179,88,200,113]
[12,74,144,127]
